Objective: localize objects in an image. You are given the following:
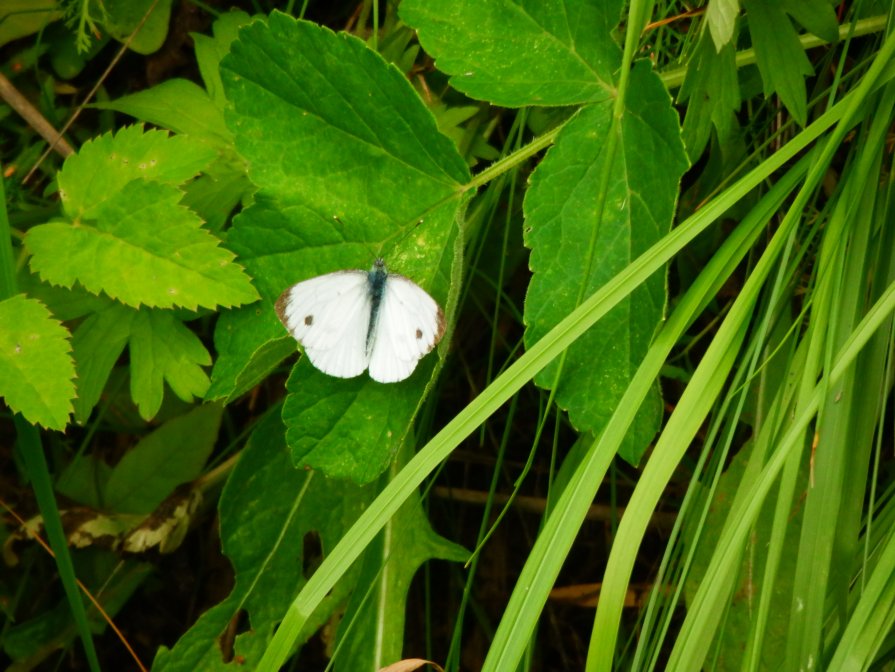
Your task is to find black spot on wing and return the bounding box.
[304,315,314,326]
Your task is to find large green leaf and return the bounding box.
[151,410,376,671]
[400,0,621,107]
[523,63,688,463]
[333,477,467,669]
[217,13,469,482]
[56,404,223,516]
[103,403,223,514]
[0,294,75,430]
[282,361,438,483]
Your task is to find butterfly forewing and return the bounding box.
[276,271,373,379]
[367,273,445,383]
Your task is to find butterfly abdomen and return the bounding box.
[366,259,388,355]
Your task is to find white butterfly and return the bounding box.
[276,258,445,383]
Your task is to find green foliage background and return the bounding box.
[2,1,895,671]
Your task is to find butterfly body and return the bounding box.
[276,259,445,383]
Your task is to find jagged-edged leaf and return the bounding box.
[523,63,688,463]
[400,0,621,107]
[152,411,376,671]
[743,0,813,126]
[128,309,212,420]
[0,294,75,430]
[283,361,439,483]
[57,126,216,218]
[26,179,259,310]
[16,268,111,322]
[218,13,469,482]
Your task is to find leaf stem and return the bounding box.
[463,123,564,192]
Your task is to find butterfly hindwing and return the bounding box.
[276,271,373,379]
[368,273,445,383]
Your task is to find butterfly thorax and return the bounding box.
[365,259,388,354]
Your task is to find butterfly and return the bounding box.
[275,258,445,383]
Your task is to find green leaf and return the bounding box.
[219,13,469,481]
[335,485,467,668]
[55,453,113,509]
[783,0,839,43]
[0,294,74,430]
[223,14,468,223]
[523,63,688,463]
[0,1,61,49]
[151,410,376,671]
[679,30,740,159]
[16,267,111,322]
[743,0,814,126]
[102,0,173,55]
[205,304,294,402]
[91,79,230,144]
[128,309,212,420]
[103,403,223,514]
[56,125,216,218]
[192,9,252,107]
[706,0,741,51]
[283,361,441,483]
[400,0,621,107]
[70,304,132,423]
[26,179,259,310]
[180,166,252,234]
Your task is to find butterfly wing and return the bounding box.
[367,274,445,383]
[276,271,372,379]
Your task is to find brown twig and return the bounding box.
[432,486,677,529]
[0,72,75,158]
